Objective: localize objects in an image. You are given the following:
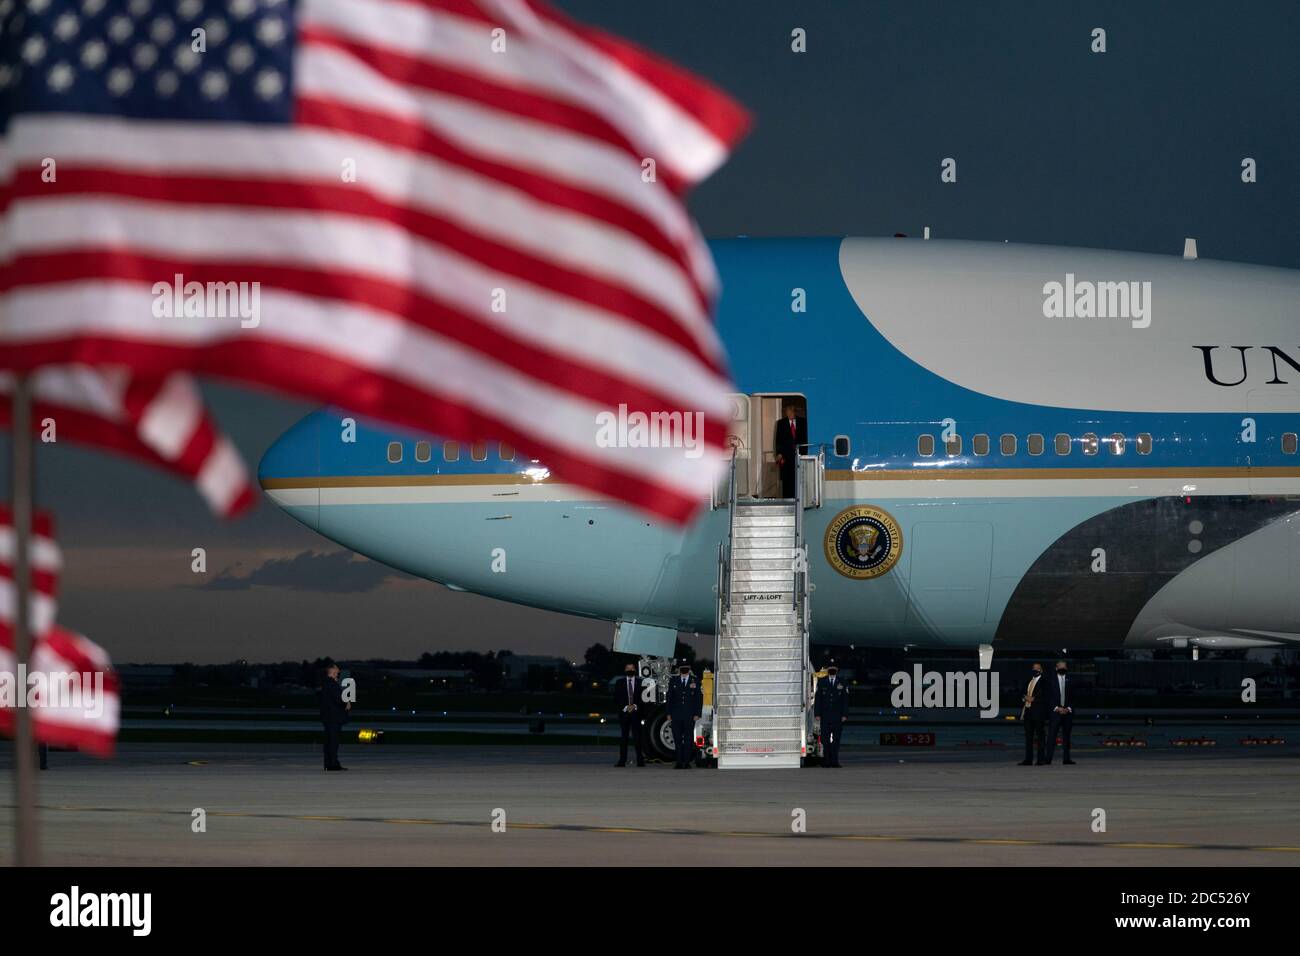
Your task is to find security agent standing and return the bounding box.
[1019,662,1049,766]
[814,664,850,767]
[665,664,702,769]
[1042,659,1076,765]
[613,661,646,767]
[320,660,350,771]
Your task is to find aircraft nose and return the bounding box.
[258,412,321,531]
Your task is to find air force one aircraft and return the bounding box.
[260,237,1300,660]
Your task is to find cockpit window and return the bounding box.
[471,441,488,462]
[499,443,515,461]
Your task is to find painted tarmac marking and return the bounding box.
[13,803,1300,855]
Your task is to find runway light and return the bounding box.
[357,728,384,744]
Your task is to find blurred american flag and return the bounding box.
[0,0,749,521]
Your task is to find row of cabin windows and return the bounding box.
[387,440,515,464]
[917,431,1300,458]
[917,432,1151,458]
[394,433,1300,464]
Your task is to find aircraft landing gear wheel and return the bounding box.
[646,710,675,762]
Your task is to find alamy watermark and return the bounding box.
[890,664,1001,718]
[595,403,705,459]
[1042,273,1151,329]
[152,273,261,328]
[0,665,108,719]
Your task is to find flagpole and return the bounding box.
[10,374,38,867]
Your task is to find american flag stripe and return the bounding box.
[0,508,60,639]
[2,246,731,446]
[0,623,121,757]
[0,0,749,523]
[294,61,719,293]
[0,367,254,518]
[21,624,121,757]
[4,287,725,501]
[0,112,727,368]
[0,511,119,757]
[1,155,721,368]
[0,619,121,758]
[293,34,722,278]
[303,0,746,188]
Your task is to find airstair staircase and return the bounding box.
[712,453,820,769]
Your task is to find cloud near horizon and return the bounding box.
[201,549,412,593]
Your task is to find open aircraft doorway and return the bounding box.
[746,393,808,500]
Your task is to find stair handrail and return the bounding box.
[794,455,814,757]
[714,447,739,755]
[724,446,738,619]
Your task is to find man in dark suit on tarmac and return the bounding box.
[773,402,808,499]
[1019,662,1049,765]
[1042,659,1076,765]
[666,664,702,769]
[814,664,850,767]
[320,660,350,771]
[613,660,645,767]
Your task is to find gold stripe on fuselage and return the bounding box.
[261,465,1300,491]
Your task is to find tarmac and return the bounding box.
[3,738,1299,865]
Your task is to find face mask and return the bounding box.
[1032,670,1042,677]
[1056,667,1067,674]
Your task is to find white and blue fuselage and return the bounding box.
[260,238,1300,652]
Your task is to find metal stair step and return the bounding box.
[717,671,803,684]
[718,703,804,716]
[717,716,804,729]
[712,697,800,712]
[729,546,796,561]
[728,607,798,622]
[732,514,797,528]
[734,502,795,514]
[732,533,795,545]
[731,558,798,571]
[720,732,802,746]
[731,565,795,579]
[720,659,800,669]
[718,645,802,658]
[724,630,800,642]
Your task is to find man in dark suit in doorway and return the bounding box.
[773,402,807,499]
[1042,660,1076,765]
